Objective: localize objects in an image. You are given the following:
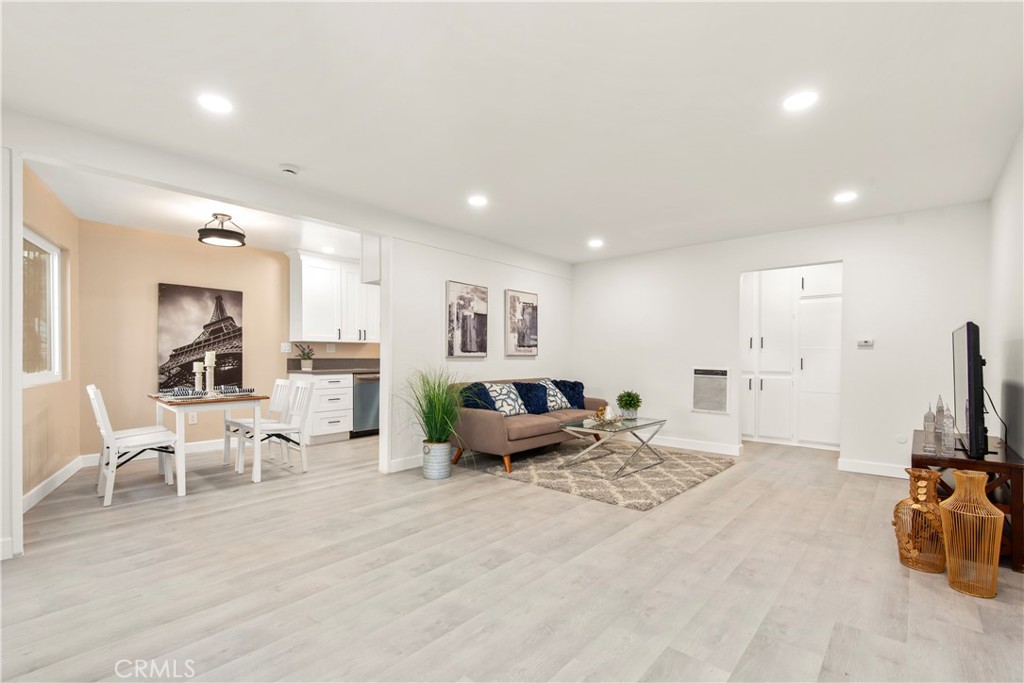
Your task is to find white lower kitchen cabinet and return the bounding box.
[289,373,353,445]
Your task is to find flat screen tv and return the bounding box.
[952,321,988,459]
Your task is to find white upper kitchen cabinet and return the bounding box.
[289,252,380,343]
[341,261,380,343]
[289,251,343,342]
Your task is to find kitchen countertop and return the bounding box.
[286,358,380,375]
[288,368,379,375]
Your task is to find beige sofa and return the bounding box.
[450,380,607,473]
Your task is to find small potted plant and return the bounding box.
[407,367,462,479]
[617,390,642,420]
[295,343,315,371]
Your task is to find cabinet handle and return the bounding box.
[337,328,341,340]
[760,379,764,390]
[800,357,804,370]
[748,337,752,349]
[328,398,341,402]
[327,380,341,384]
[328,420,341,425]
[760,337,764,349]
[801,276,805,291]
[748,378,752,390]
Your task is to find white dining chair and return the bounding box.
[86,384,178,507]
[223,378,291,468]
[236,380,314,474]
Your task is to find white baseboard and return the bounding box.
[23,456,83,512]
[388,454,423,473]
[651,436,742,457]
[837,458,909,479]
[1,536,15,560]
[744,436,839,453]
[24,439,226,512]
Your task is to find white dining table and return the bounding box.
[150,393,270,496]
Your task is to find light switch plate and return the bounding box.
[857,339,874,349]
[188,412,198,425]
[280,342,292,353]
[326,343,336,353]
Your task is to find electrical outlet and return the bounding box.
[281,342,292,353]
[326,343,336,353]
[188,412,198,425]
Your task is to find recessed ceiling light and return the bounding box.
[588,238,604,248]
[467,195,488,208]
[833,190,858,204]
[197,93,233,115]
[782,90,819,112]
[321,246,335,254]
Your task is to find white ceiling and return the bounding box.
[3,3,1021,263]
[26,161,363,258]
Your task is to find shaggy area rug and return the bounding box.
[469,440,734,511]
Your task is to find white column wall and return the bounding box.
[386,238,574,472]
[987,129,1024,455]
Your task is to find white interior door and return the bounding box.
[797,297,842,444]
[741,375,757,437]
[739,272,759,372]
[759,269,793,372]
[758,376,792,439]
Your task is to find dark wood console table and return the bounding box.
[911,430,1023,572]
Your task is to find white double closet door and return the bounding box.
[740,263,842,448]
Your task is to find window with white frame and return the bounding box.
[22,228,62,385]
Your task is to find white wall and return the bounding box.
[571,202,991,476]
[988,129,1024,455]
[384,237,574,472]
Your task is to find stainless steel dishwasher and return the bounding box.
[352,373,380,435]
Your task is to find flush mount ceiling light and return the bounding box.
[833,190,859,204]
[588,238,604,248]
[197,213,246,247]
[467,194,489,208]
[197,93,233,114]
[782,90,819,112]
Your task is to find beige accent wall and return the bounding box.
[22,168,81,492]
[78,221,291,453]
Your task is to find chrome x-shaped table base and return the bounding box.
[558,421,666,480]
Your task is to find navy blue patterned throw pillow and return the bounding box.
[553,380,586,409]
[483,383,528,417]
[462,382,496,411]
[512,382,549,415]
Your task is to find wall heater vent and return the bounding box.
[693,368,729,414]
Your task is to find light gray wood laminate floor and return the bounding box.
[2,439,1021,682]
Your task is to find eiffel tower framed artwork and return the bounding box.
[157,283,243,391]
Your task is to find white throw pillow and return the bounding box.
[538,379,571,411]
[483,383,528,417]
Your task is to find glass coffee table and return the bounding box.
[558,417,667,480]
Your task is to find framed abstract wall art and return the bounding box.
[505,289,538,356]
[446,281,488,357]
